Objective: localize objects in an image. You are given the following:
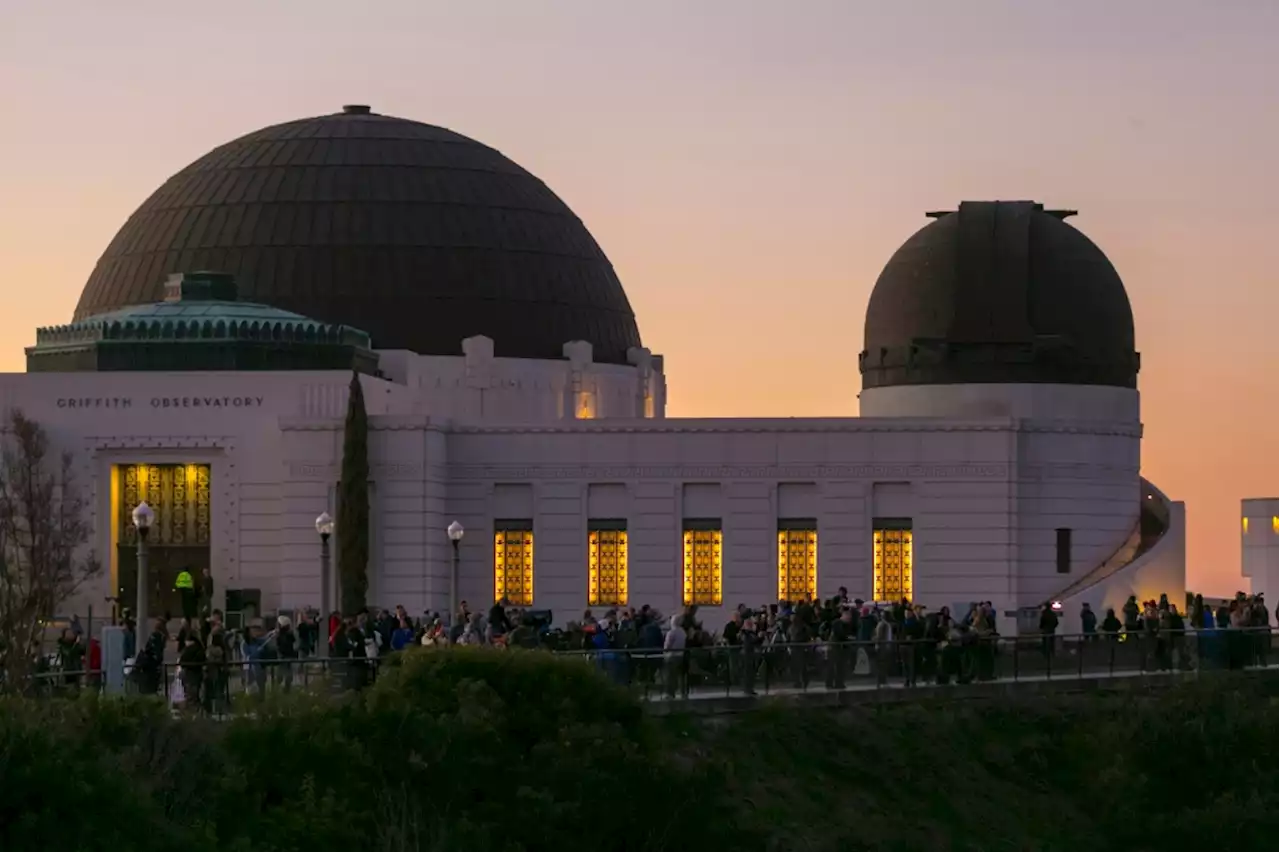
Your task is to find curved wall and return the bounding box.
[1059,478,1187,621]
[859,383,1140,423]
[1011,423,1143,609]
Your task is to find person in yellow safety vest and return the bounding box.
[175,568,197,620]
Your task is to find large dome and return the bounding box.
[859,201,1140,390]
[74,105,642,363]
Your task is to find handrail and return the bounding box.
[19,628,1277,707]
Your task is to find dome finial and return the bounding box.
[342,104,372,115]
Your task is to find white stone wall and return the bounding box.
[0,368,1161,632]
[374,337,666,423]
[437,419,1139,628]
[1061,484,1186,625]
[1012,423,1143,607]
[0,369,385,617]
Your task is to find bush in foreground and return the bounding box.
[0,654,1273,852]
[0,649,717,852]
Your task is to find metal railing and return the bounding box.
[23,628,1278,707]
[551,628,1280,701]
[27,655,381,708]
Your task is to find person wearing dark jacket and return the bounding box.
[1039,604,1059,659]
[134,618,167,696]
[1080,603,1098,639]
[273,616,298,691]
[488,599,512,638]
[178,633,205,711]
[55,628,85,688]
[296,611,318,657]
[788,615,812,689]
[826,609,852,689]
[342,620,369,691]
[1122,596,1140,633]
[203,628,230,714]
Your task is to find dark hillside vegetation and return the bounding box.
[0,651,1273,852]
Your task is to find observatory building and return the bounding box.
[4,105,1185,628]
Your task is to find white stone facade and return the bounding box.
[0,339,1185,633]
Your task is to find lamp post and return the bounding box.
[131,501,155,634]
[447,521,464,624]
[316,511,334,656]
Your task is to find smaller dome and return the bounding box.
[859,201,1140,390]
[29,272,375,374]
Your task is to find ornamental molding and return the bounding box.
[276,416,1141,438]
[280,416,447,433]
[1017,420,1143,438]
[444,420,1140,437]
[446,463,1010,481]
[447,421,1017,435]
[273,459,1138,484]
[83,435,237,453]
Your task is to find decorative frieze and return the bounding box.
[447,420,1141,437]
[83,435,237,452]
[447,463,1009,481]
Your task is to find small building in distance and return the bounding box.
[1241,498,1278,605]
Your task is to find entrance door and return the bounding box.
[115,463,212,622]
[117,546,212,620]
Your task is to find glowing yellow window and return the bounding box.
[873,519,913,603]
[1273,516,1278,534]
[1242,517,1249,534]
[682,522,723,606]
[494,522,534,606]
[777,522,817,602]
[576,390,596,419]
[588,523,628,606]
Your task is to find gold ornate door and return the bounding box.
[116,463,212,619]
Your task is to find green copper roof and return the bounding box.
[27,272,379,374]
[33,272,371,351]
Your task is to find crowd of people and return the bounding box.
[34,587,1274,706]
[318,588,1276,698]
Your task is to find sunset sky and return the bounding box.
[0,1,1275,594]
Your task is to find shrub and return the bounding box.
[0,656,1273,852]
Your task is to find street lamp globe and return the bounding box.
[132,501,155,532]
[447,520,464,542]
[315,511,334,538]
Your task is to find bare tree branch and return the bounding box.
[0,409,101,691]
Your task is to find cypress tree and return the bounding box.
[338,371,370,614]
